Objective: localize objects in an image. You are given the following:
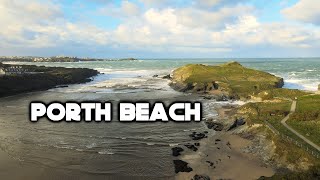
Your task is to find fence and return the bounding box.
[264,120,320,159]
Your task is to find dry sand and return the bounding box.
[175,132,274,180]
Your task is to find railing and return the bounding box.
[264,120,320,159]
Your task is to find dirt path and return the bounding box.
[281,100,320,152]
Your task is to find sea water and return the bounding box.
[0,58,319,179]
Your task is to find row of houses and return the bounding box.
[0,65,30,76]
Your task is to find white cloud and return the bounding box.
[177,5,254,29]
[139,0,171,7]
[194,0,247,8]
[0,0,319,57]
[122,1,140,16]
[0,0,62,47]
[99,1,141,17]
[213,15,320,49]
[282,0,320,25]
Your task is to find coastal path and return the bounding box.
[281,100,320,152]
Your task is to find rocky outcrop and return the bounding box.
[0,64,98,97]
[205,121,224,131]
[162,74,171,79]
[170,61,284,99]
[172,147,184,157]
[173,160,193,173]
[189,132,207,140]
[227,117,246,131]
[184,144,198,152]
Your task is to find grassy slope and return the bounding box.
[171,62,283,98]
[257,88,311,100]
[238,89,320,179]
[237,99,291,125]
[288,95,320,146]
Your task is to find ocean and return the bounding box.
[0,58,319,179]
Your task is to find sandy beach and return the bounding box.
[175,131,274,180]
[175,104,275,180]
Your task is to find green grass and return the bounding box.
[172,62,283,98]
[238,100,319,165]
[237,100,291,125]
[257,88,311,100]
[288,95,320,146]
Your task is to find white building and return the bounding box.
[0,68,5,76]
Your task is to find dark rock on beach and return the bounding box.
[0,63,98,97]
[205,121,224,131]
[185,144,198,152]
[189,132,207,140]
[173,160,193,173]
[227,117,246,131]
[206,161,214,167]
[194,142,200,146]
[193,174,211,180]
[172,147,184,157]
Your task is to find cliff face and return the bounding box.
[0,64,98,97]
[170,61,284,99]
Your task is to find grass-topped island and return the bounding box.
[170,61,284,99]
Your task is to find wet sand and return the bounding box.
[0,149,163,180]
[0,150,77,180]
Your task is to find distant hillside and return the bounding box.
[0,56,138,62]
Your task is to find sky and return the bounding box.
[0,0,319,58]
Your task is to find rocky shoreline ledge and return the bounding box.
[0,63,99,97]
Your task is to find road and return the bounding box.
[281,100,320,152]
